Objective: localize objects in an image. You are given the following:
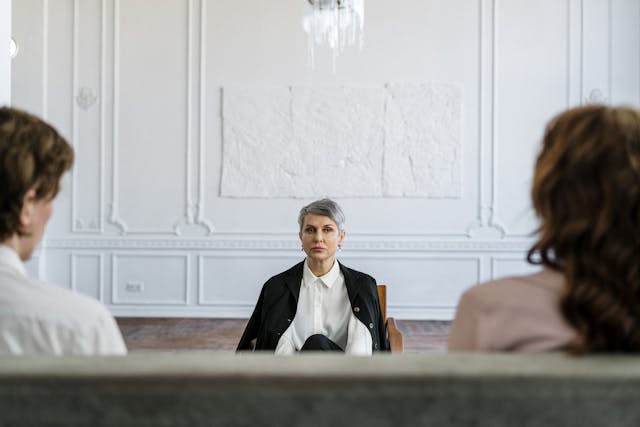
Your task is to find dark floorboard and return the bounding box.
[116,318,450,353]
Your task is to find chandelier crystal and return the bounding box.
[302,0,364,70]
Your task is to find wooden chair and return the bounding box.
[377,285,404,352]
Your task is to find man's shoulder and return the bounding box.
[2,273,113,324]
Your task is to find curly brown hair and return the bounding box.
[0,107,74,241]
[527,105,640,353]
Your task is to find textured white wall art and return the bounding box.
[384,83,462,197]
[220,83,461,198]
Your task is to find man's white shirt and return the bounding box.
[0,245,127,355]
[275,259,372,355]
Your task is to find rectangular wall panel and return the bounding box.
[43,251,72,290]
[494,0,570,236]
[113,0,188,232]
[343,256,481,319]
[611,0,640,106]
[113,253,188,304]
[199,255,301,305]
[582,0,611,102]
[73,0,103,232]
[71,253,102,300]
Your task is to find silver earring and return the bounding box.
[338,245,342,252]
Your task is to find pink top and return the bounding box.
[448,268,576,352]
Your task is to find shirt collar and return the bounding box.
[0,244,27,276]
[303,258,341,289]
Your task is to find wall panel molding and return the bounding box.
[197,254,481,320]
[197,254,300,306]
[196,0,214,234]
[71,253,104,300]
[45,237,532,252]
[466,0,505,239]
[568,0,582,105]
[491,0,573,238]
[112,252,189,305]
[108,0,193,235]
[71,0,105,234]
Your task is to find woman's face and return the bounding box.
[299,214,346,266]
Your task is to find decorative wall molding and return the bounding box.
[71,253,104,301]
[197,254,301,305]
[75,86,98,110]
[71,0,104,234]
[568,0,582,106]
[487,0,575,238]
[44,237,532,252]
[467,0,507,238]
[112,252,189,305]
[108,0,193,235]
[172,1,214,236]
[186,0,194,225]
[197,254,479,316]
[196,0,215,234]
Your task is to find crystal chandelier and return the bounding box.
[302,0,365,70]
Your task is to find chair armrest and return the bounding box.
[386,317,404,353]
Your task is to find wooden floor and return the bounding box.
[116,318,450,353]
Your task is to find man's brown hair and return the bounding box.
[0,107,74,240]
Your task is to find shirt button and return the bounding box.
[369,323,374,329]
[353,307,360,313]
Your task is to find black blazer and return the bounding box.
[237,261,390,352]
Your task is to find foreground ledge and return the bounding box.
[0,352,638,426]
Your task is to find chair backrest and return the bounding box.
[377,285,387,320]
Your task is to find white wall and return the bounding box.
[10,0,640,319]
[0,0,10,104]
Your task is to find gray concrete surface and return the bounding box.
[0,352,638,426]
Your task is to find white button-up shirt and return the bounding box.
[0,245,127,355]
[275,259,372,355]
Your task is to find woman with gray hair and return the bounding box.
[237,199,389,354]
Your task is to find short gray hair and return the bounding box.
[298,198,345,231]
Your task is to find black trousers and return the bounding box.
[300,334,344,352]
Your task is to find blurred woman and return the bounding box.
[237,199,389,354]
[448,105,640,353]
